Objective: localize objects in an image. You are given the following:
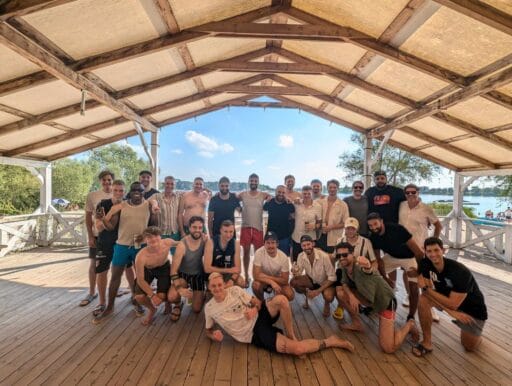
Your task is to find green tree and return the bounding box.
[52,159,95,207]
[0,165,39,215]
[88,144,150,189]
[494,176,512,201]
[337,134,441,186]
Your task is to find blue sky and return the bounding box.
[116,103,453,188]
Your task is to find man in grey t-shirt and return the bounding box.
[343,180,368,236]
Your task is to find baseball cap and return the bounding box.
[264,231,278,241]
[344,217,359,230]
[300,234,314,243]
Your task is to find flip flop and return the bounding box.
[92,304,106,317]
[170,303,182,322]
[412,343,433,357]
[79,293,97,307]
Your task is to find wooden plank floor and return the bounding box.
[0,247,511,385]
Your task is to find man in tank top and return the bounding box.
[92,182,159,324]
[168,216,207,321]
[204,220,244,287]
[238,173,271,282]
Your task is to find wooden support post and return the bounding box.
[151,130,159,190]
[363,134,372,189]
[504,224,512,264]
[452,173,464,248]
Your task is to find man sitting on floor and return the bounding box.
[205,272,355,355]
[290,235,336,317]
[335,242,419,353]
[133,226,178,326]
[413,237,488,357]
[204,219,245,287]
[252,231,294,301]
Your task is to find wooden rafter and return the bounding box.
[433,0,512,36]
[0,22,158,132]
[0,0,77,20]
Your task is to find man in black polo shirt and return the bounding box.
[263,185,295,256]
[368,212,424,320]
[207,176,240,238]
[364,170,405,223]
[413,237,487,356]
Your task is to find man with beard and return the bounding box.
[81,170,114,307]
[334,242,419,353]
[367,212,424,322]
[364,171,405,224]
[263,185,295,255]
[343,181,369,236]
[205,272,355,355]
[310,179,325,201]
[290,235,336,317]
[92,182,159,324]
[168,216,208,321]
[153,176,182,252]
[178,177,210,237]
[138,170,159,199]
[204,220,244,287]
[284,175,301,201]
[208,176,240,238]
[133,226,178,326]
[239,174,271,282]
[291,186,322,261]
[318,179,349,254]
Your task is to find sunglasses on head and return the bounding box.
[336,252,349,258]
[405,191,417,195]
[353,186,364,190]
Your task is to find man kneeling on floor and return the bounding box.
[412,237,488,357]
[205,272,354,355]
[290,235,336,317]
[335,242,419,353]
[133,226,178,326]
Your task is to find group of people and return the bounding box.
[80,169,487,357]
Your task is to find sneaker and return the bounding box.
[333,306,344,320]
[402,297,410,307]
[431,307,440,322]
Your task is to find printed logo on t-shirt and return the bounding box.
[429,271,438,284]
[444,278,453,289]
[373,195,391,206]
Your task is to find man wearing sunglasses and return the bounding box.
[343,181,369,236]
[334,242,419,353]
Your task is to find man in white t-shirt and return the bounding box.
[205,273,354,355]
[290,235,336,316]
[80,170,114,307]
[252,232,294,301]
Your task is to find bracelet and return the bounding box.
[170,274,179,281]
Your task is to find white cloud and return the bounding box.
[268,165,281,171]
[170,149,183,154]
[185,130,234,157]
[125,143,147,159]
[243,159,256,165]
[278,134,294,148]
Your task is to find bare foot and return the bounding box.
[142,307,156,326]
[325,335,355,352]
[323,303,331,318]
[408,320,420,343]
[339,322,364,332]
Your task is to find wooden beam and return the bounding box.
[0,3,285,96]
[369,66,512,136]
[153,0,180,34]
[213,84,326,96]
[0,0,76,20]
[433,0,512,36]
[0,23,158,133]
[226,100,296,109]
[398,126,496,167]
[0,48,271,136]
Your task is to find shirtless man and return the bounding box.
[284,175,301,202]
[178,177,210,237]
[204,220,245,287]
[133,226,178,325]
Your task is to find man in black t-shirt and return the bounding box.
[263,185,295,255]
[207,176,241,238]
[364,170,405,224]
[368,212,424,320]
[412,237,487,357]
[139,170,159,199]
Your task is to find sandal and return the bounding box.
[170,303,183,322]
[134,304,145,317]
[79,293,97,307]
[92,304,106,317]
[412,343,433,357]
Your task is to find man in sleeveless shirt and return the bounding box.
[92,182,159,324]
[168,216,208,321]
[204,220,244,287]
[238,173,271,282]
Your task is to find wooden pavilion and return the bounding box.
[1,0,512,384]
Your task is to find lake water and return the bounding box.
[338,193,511,217]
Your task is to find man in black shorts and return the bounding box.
[205,273,354,355]
[133,226,178,326]
[413,237,488,357]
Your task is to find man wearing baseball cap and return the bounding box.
[290,235,336,317]
[252,231,294,301]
